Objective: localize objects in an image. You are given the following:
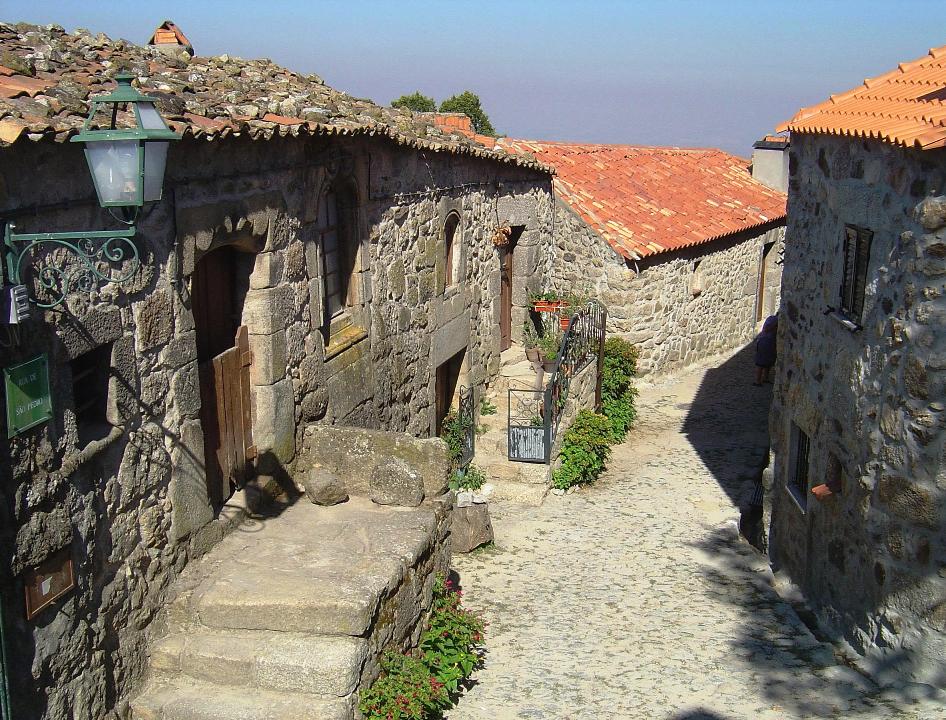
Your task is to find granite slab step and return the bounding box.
[149,628,367,697]
[130,676,352,720]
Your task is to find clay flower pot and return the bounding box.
[525,347,541,362]
[532,300,566,313]
[559,314,573,331]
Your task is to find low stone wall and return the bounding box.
[550,359,599,464]
[551,200,785,377]
[361,495,453,687]
[295,424,451,501]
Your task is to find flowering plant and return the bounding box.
[359,574,485,719]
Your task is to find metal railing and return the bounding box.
[457,385,475,469]
[508,300,607,463]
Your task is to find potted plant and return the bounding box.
[538,328,561,372]
[522,321,541,362]
[558,291,589,330]
[529,290,566,314]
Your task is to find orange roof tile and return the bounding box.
[778,45,946,149]
[498,139,786,260]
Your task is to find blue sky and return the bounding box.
[9,1,946,155]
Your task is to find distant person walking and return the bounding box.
[754,315,778,386]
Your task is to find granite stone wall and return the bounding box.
[768,133,946,687]
[0,133,551,719]
[550,201,785,376]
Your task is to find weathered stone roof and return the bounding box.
[0,21,549,173]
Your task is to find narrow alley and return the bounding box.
[449,346,943,720]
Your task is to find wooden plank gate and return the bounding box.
[200,326,255,506]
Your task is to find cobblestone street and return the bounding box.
[450,346,945,720]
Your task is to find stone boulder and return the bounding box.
[370,457,426,507]
[302,467,348,506]
[297,425,451,500]
[451,503,493,553]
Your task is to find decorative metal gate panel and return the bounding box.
[508,388,549,463]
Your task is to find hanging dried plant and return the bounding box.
[491,225,512,247]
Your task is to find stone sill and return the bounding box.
[325,324,368,360]
[827,309,861,333]
[785,482,809,515]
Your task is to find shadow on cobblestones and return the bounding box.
[681,343,771,511]
[693,527,939,718]
[668,710,734,720]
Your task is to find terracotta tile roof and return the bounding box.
[422,112,499,148]
[498,139,786,260]
[0,22,548,173]
[777,45,946,149]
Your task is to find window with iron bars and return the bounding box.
[840,225,873,323]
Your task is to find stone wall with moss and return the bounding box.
[768,133,946,686]
[0,132,551,719]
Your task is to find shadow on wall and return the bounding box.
[692,526,946,717]
[0,375,299,719]
[680,342,772,511]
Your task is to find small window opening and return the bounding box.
[690,260,704,297]
[70,344,112,446]
[444,212,461,288]
[840,225,873,322]
[788,423,811,510]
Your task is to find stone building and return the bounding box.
[499,139,788,376]
[0,22,552,719]
[769,45,946,687]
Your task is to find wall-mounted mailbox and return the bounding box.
[24,547,75,620]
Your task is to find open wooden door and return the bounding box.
[192,246,255,508]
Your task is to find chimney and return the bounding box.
[750,135,789,192]
[148,20,194,57]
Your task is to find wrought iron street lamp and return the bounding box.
[2,72,180,313]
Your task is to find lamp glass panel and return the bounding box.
[85,140,139,205]
[143,141,169,202]
[137,102,169,131]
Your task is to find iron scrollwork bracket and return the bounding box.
[3,222,140,309]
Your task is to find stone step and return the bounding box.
[183,498,439,636]
[131,676,352,720]
[150,627,367,697]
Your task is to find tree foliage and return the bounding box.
[391,91,437,113]
[438,91,497,136]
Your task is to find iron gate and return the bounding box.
[457,385,475,468]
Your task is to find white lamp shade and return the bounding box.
[143,141,169,202]
[85,140,139,205]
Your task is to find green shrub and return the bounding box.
[551,410,613,490]
[600,337,639,441]
[449,464,486,493]
[479,397,497,416]
[359,575,484,719]
[439,412,472,469]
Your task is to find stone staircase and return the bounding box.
[475,346,550,506]
[130,496,450,720]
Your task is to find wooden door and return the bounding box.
[192,248,255,508]
[500,245,513,351]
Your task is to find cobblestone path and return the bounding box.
[450,346,944,720]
